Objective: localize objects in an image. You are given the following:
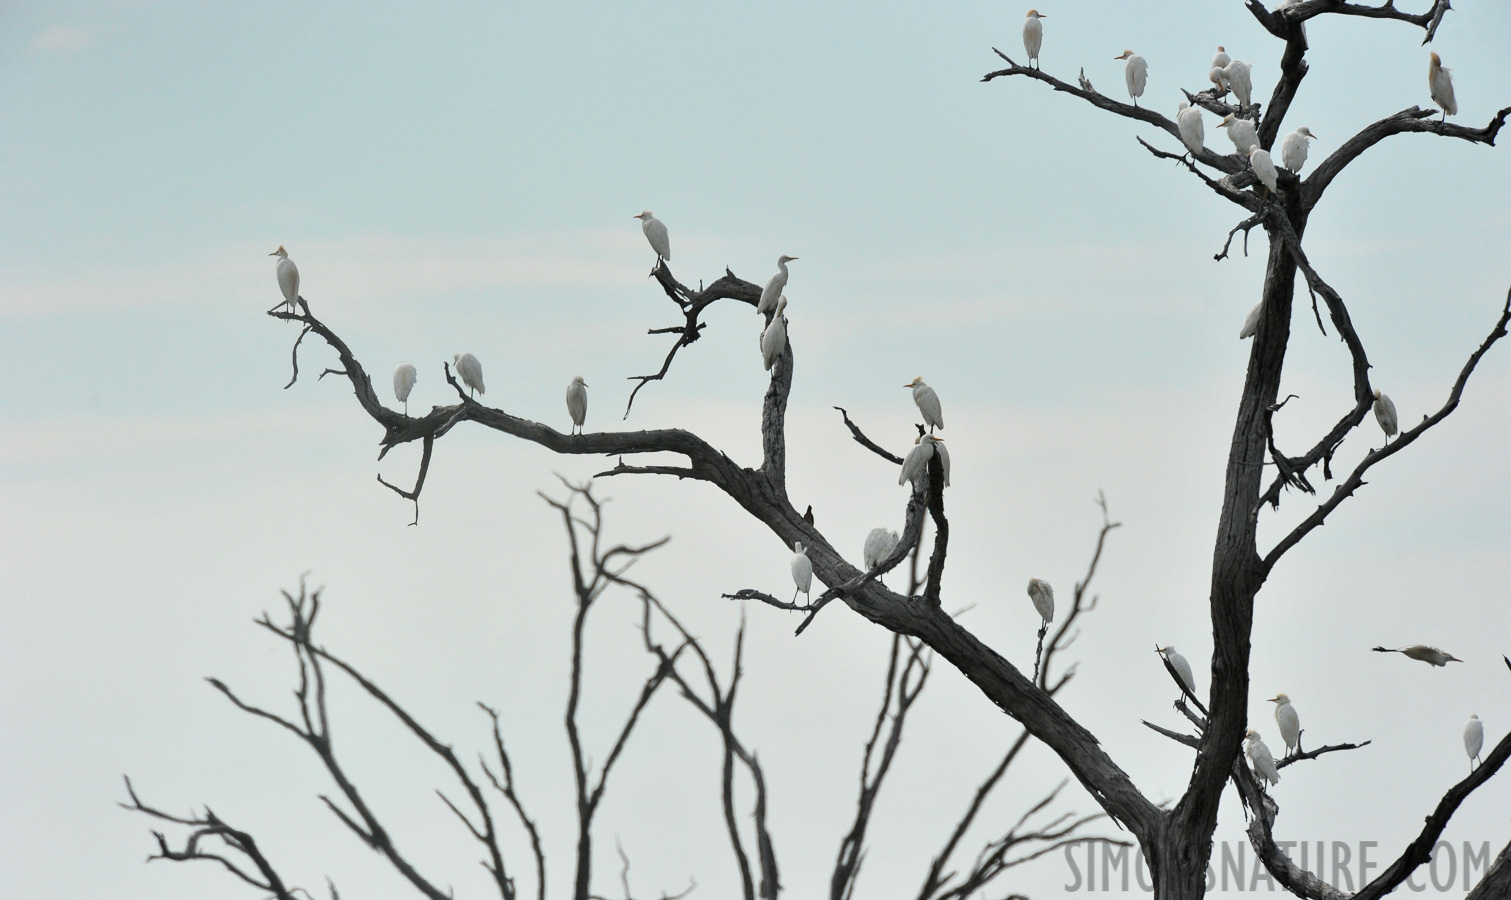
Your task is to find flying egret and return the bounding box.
[1176,102,1205,157]
[1245,729,1282,786]
[1156,646,1196,696]
[1218,114,1259,156]
[905,377,944,432]
[790,541,813,604]
[1114,50,1147,106]
[1210,46,1231,89]
[1280,127,1316,173]
[1027,578,1054,624]
[1465,714,1484,771]
[566,376,588,434]
[634,211,670,264]
[761,296,788,371]
[1240,301,1262,339]
[1223,59,1253,109]
[454,353,485,397]
[1429,52,1456,120]
[899,434,946,486]
[1270,694,1301,756]
[1249,147,1279,197]
[393,362,417,415]
[269,246,300,312]
[1372,645,1463,667]
[757,255,798,315]
[1373,389,1398,440]
[1023,10,1045,69]
[863,527,900,576]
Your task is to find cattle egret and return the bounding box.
[454,353,485,397]
[1249,147,1279,196]
[1465,714,1484,770]
[1240,301,1262,339]
[1023,10,1045,69]
[761,297,788,371]
[1156,646,1197,696]
[1280,127,1316,173]
[1223,59,1253,109]
[1270,694,1301,756]
[863,527,900,576]
[393,362,417,415]
[1211,46,1231,86]
[634,211,670,264]
[566,376,588,434]
[934,437,951,487]
[270,246,300,312]
[1218,114,1259,156]
[1429,52,1456,119]
[790,541,813,603]
[1372,645,1463,667]
[1027,578,1054,624]
[899,434,946,486]
[905,377,944,432]
[1176,102,1205,156]
[1115,51,1147,105]
[757,255,798,315]
[1373,389,1398,440]
[1245,729,1282,786]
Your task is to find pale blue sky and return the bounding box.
[3,3,1510,898]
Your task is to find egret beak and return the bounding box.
[1267,695,1282,702]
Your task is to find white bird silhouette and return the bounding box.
[1240,301,1262,340]
[1372,644,1462,667]
[1245,729,1282,786]
[790,541,813,603]
[1027,578,1055,624]
[1218,114,1259,156]
[566,376,588,434]
[1465,714,1484,771]
[1115,50,1147,105]
[1210,46,1231,93]
[270,246,299,312]
[905,377,944,431]
[761,296,788,371]
[1157,645,1196,696]
[454,353,485,397]
[1223,59,1253,109]
[634,211,670,264]
[1373,389,1398,440]
[1429,52,1456,120]
[1280,127,1316,173]
[899,434,948,487]
[394,363,417,415]
[757,255,797,315]
[1249,147,1279,196]
[1023,10,1045,69]
[1270,694,1301,756]
[1176,102,1205,156]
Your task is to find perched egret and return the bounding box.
[1280,127,1316,173]
[1027,578,1054,624]
[1156,646,1196,696]
[454,353,485,397]
[1373,389,1398,440]
[1249,147,1279,196]
[1270,694,1301,756]
[269,246,300,312]
[863,527,900,575]
[790,541,813,603]
[757,255,798,315]
[1023,10,1045,69]
[1223,59,1253,109]
[899,434,946,486]
[905,377,944,432]
[934,437,951,487]
[1245,729,1282,786]
[566,376,588,434]
[1372,645,1463,667]
[1218,114,1259,156]
[760,296,789,371]
[634,211,670,264]
[1465,714,1484,770]
[1114,50,1147,106]
[1428,52,1456,120]
[1176,102,1205,157]
[1240,301,1262,339]
[393,362,417,415]
[1210,46,1231,88]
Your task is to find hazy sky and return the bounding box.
[3,2,1509,898]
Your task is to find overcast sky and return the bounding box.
[3,2,1510,898]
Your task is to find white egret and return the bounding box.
[1372,645,1463,667]
[760,296,788,371]
[1429,52,1456,120]
[1249,147,1279,196]
[1373,388,1398,440]
[1245,729,1282,786]
[1240,301,1262,339]
[1027,578,1054,624]
[270,246,300,312]
[566,376,588,434]
[1223,59,1253,109]
[934,437,951,487]
[899,434,946,486]
[454,353,485,397]
[905,377,944,432]
[1156,646,1197,696]
[1114,50,1147,106]
[1023,10,1045,69]
[634,211,670,264]
[1465,714,1484,770]
[790,541,813,603]
[1176,102,1204,156]
[863,527,900,575]
[1270,694,1301,756]
[757,255,798,315]
[1218,114,1258,156]
[393,362,417,415]
[1280,127,1316,173]
[1210,46,1231,89]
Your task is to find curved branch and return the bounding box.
[625,268,762,416]
[1258,0,1453,44]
